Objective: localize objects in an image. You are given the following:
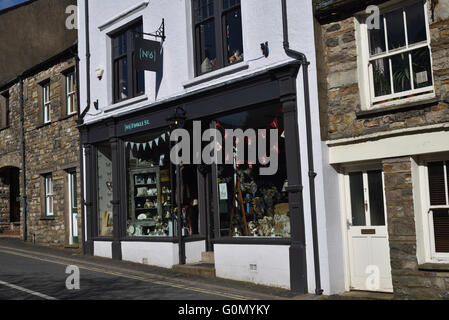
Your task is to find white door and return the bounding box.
[345,170,393,293]
[68,171,78,245]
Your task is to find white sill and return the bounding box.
[182,62,249,89]
[359,92,437,115]
[104,94,149,113]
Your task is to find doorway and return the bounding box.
[343,169,393,293]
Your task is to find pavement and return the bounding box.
[0,238,326,300]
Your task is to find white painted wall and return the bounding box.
[185,241,206,264]
[121,241,179,268]
[94,241,113,259]
[214,244,291,289]
[78,0,337,294]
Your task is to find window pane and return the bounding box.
[196,20,217,74]
[372,57,392,97]
[368,170,385,226]
[386,8,406,50]
[125,129,176,237]
[433,209,449,253]
[428,162,447,206]
[369,15,386,55]
[115,57,129,100]
[215,105,290,238]
[412,47,432,89]
[406,1,427,45]
[391,53,411,93]
[112,32,127,57]
[224,7,244,65]
[349,172,366,226]
[223,0,240,10]
[194,0,214,23]
[97,144,113,237]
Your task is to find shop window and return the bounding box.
[0,91,9,129]
[125,129,176,237]
[359,0,434,109]
[97,143,114,237]
[426,161,449,254]
[42,82,51,124]
[192,0,243,76]
[112,21,145,103]
[214,104,290,238]
[44,174,54,217]
[66,71,77,115]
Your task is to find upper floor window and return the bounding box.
[192,0,244,76]
[360,0,434,108]
[42,82,51,124]
[66,71,77,115]
[112,21,145,103]
[0,91,9,130]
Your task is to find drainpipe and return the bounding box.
[281,0,323,295]
[72,45,86,253]
[80,0,91,120]
[19,75,27,241]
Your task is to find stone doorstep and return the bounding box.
[172,263,216,278]
[336,291,394,300]
[201,251,214,264]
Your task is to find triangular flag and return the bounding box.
[161,133,166,142]
[149,141,153,149]
[130,142,135,150]
[143,143,147,151]
[125,142,129,148]
[155,138,159,146]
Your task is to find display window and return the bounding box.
[213,104,290,238]
[97,143,114,237]
[125,129,176,237]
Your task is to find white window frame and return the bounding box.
[66,72,76,115]
[42,83,51,123]
[422,159,449,261]
[44,174,54,217]
[356,0,435,110]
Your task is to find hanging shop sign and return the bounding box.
[135,38,161,72]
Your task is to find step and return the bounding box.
[201,251,215,264]
[1,230,20,236]
[172,263,216,278]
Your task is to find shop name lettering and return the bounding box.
[124,120,150,132]
[139,48,157,62]
[178,304,271,317]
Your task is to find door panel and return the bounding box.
[346,170,393,293]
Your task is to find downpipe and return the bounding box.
[281,0,323,295]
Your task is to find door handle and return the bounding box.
[347,219,352,229]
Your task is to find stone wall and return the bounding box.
[0,80,22,234]
[0,56,81,248]
[316,5,449,141]
[23,57,81,248]
[383,157,449,299]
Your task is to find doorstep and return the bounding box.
[329,291,394,300]
[172,263,216,278]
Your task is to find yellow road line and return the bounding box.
[0,247,248,300]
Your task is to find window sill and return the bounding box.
[36,121,52,129]
[212,237,291,245]
[60,112,77,121]
[357,94,439,118]
[418,263,449,272]
[183,62,249,89]
[104,94,148,113]
[40,217,55,221]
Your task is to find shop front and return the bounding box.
[80,61,309,291]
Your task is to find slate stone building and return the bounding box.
[0,0,81,249]
[314,0,449,298]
